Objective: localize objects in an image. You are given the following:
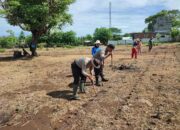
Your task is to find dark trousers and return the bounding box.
[149,45,153,52]
[94,65,104,79]
[71,62,86,85]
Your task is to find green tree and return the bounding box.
[123,33,131,37]
[0,0,74,56]
[145,10,180,32]
[38,34,50,46]
[49,32,63,47]
[110,27,122,40]
[62,31,76,45]
[93,27,112,45]
[74,37,86,46]
[156,33,161,42]
[110,27,121,34]
[38,31,77,47]
[142,28,149,33]
[0,36,17,48]
[171,28,180,41]
[4,30,17,48]
[18,31,25,46]
[84,34,93,41]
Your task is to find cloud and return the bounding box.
[65,0,180,36]
[69,0,164,13]
[0,0,180,36]
[164,0,180,10]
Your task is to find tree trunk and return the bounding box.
[30,32,38,56]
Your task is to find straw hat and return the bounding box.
[95,40,102,45]
[136,38,140,42]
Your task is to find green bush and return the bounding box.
[0,36,17,48]
[38,31,78,47]
[38,43,47,49]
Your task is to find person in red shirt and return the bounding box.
[131,40,138,59]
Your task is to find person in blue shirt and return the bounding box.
[92,40,102,56]
[92,40,114,86]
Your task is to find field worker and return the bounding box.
[93,44,115,86]
[131,40,138,59]
[148,38,153,52]
[71,57,101,100]
[137,39,142,54]
[92,40,102,56]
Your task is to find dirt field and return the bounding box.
[0,43,180,130]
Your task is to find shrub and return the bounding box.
[38,43,47,49]
[0,36,17,48]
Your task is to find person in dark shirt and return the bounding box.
[93,44,115,86]
[149,38,153,52]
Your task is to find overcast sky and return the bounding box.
[0,0,180,36]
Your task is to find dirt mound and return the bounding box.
[112,64,139,72]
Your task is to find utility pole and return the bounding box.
[109,1,112,29]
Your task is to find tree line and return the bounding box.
[0,27,122,49]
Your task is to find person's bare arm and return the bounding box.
[104,52,112,59]
[89,66,93,76]
[100,50,112,60]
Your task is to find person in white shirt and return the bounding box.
[71,57,101,100]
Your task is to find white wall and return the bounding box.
[109,37,172,45]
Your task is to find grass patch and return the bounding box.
[63,45,76,49]
[0,48,5,53]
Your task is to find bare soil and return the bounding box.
[0,44,179,130]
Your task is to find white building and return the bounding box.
[153,16,173,35]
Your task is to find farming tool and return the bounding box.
[109,54,114,68]
[66,74,73,77]
[91,80,97,94]
[111,54,113,66]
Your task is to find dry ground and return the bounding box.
[0,43,179,130]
